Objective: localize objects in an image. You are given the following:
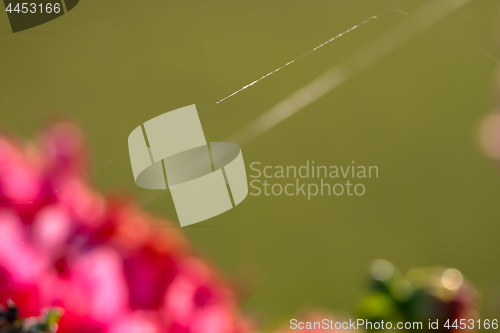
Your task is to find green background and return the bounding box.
[1,0,499,329]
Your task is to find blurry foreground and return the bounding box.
[0,123,252,333]
[0,123,494,333]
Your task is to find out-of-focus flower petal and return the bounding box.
[40,122,86,177]
[33,205,72,253]
[0,210,46,282]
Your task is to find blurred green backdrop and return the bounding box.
[1,0,499,329]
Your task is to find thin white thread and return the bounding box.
[40,0,477,209]
[88,0,475,210]
[60,13,383,184]
[200,15,377,112]
[228,0,472,146]
[121,15,381,178]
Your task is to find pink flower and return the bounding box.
[0,123,253,333]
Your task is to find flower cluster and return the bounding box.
[0,123,253,333]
